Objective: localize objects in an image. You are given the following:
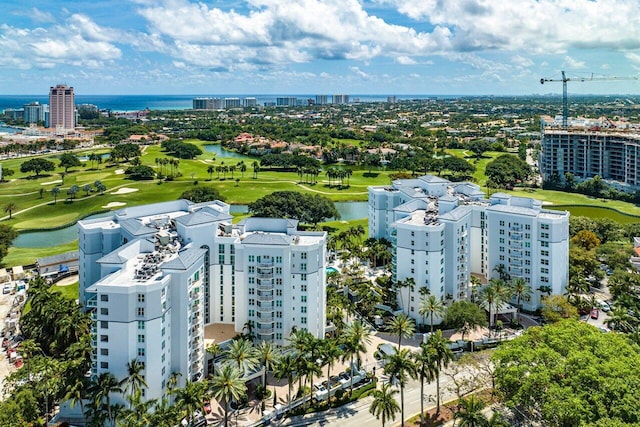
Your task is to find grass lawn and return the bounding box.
[3,241,78,267]
[446,149,503,186]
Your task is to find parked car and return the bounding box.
[599,301,611,312]
[2,284,12,294]
[590,308,600,319]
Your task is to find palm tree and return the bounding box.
[206,343,222,376]
[122,390,156,426]
[89,372,122,424]
[510,277,532,324]
[51,186,60,204]
[321,339,343,399]
[207,165,214,180]
[3,201,17,219]
[119,359,148,407]
[426,331,454,415]
[369,382,400,427]
[252,160,260,178]
[414,342,437,427]
[383,348,417,427]
[257,341,280,388]
[454,395,487,427]
[386,313,416,349]
[343,320,372,393]
[175,380,208,427]
[238,161,247,178]
[211,364,247,427]
[418,294,446,333]
[224,338,259,374]
[274,353,297,410]
[479,283,502,328]
[65,377,88,422]
[166,371,182,405]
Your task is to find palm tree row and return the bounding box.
[154,157,181,177]
[326,167,353,187]
[371,330,455,427]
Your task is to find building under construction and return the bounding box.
[540,120,640,191]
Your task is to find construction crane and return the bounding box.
[540,71,639,127]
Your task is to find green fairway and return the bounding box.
[546,205,640,223]
[4,241,78,267]
[446,149,503,186]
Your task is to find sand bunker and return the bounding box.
[114,169,125,175]
[112,187,139,195]
[102,202,127,209]
[40,180,62,186]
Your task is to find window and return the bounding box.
[100,348,109,356]
[301,284,307,292]
[301,317,307,324]
[276,256,282,263]
[541,232,549,239]
[541,224,549,230]
[101,362,109,369]
[525,224,530,230]
[411,259,415,264]
[301,263,307,271]
[541,259,549,265]
[138,348,145,357]
[301,306,307,313]
[137,334,145,343]
[541,241,549,247]
[276,333,282,340]
[301,252,307,260]
[100,308,109,315]
[137,294,145,303]
[276,278,282,285]
[276,267,282,274]
[499,238,504,244]
[248,255,255,262]
[499,220,505,226]
[100,294,108,302]
[411,268,415,274]
[276,289,282,297]
[276,300,282,307]
[301,274,307,281]
[276,322,282,329]
[100,321,108,329]
[137,307,145,317]
[248,266,255,273]
[500,229,505,235]
[100,335,108,342]
[411,240,415,246]
[541,267,549,274]
[276,311,283,318]
[301,295,307,303]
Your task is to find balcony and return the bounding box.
[509,241,523,249]
[257,315,274,323]
[257,305,274,314]
[258,294,273,303]
[86,295,97,308]
[257,283,273,292]
[258,273,273,279]
[509,234,522,241]
[511,249,523,258]
[258,328,274,336]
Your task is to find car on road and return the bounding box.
[598,301,611,312]
[2,284,12,294]
[590,308,600,319]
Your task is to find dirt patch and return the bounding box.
[114,169,125,175]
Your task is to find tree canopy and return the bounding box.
[20,158,55,176]
[161,139,203,159]
[111,143,141,162]
[248,191,339,226]
[125,165,155,180]
[485,154,531,188]
[180,187,225,203]
[493,320,640,426]
[58,153,81,172]
[443,300,487,340]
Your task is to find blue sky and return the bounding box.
[3,0,640,95]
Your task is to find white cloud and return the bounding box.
[134,0,448,70]
[396,56,417,65]
[0,15,121,70]
[350,66,370,79]
[380,0,640,54]
[562,55,586,69]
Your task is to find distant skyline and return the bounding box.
[3,1,640,96]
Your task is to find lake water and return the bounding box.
[11,202,369,248]
[203,144,252,159]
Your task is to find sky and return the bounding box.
[3,0,640,95]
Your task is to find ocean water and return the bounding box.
[0,94,438,113]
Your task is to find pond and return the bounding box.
[203,144,252,159]
[11,202,370,248]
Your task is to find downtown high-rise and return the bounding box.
[49,84,75,130]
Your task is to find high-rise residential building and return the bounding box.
[243,97,257,107]
[368,175,569,323]
[387,96,397,104]
[193,98,212,109]
[276,97,297,107]
[224,98,241,109]
[332,94,349,105]
[315,95,328,105]
[78,200,327,405]
[49,84,75,129]
[23,102,48,125]
[540,127,640,191]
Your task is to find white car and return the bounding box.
[2,284,12,294]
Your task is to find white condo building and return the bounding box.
[368,175,569,322]
[78,200,327,404]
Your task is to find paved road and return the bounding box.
[280,371,459,427]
